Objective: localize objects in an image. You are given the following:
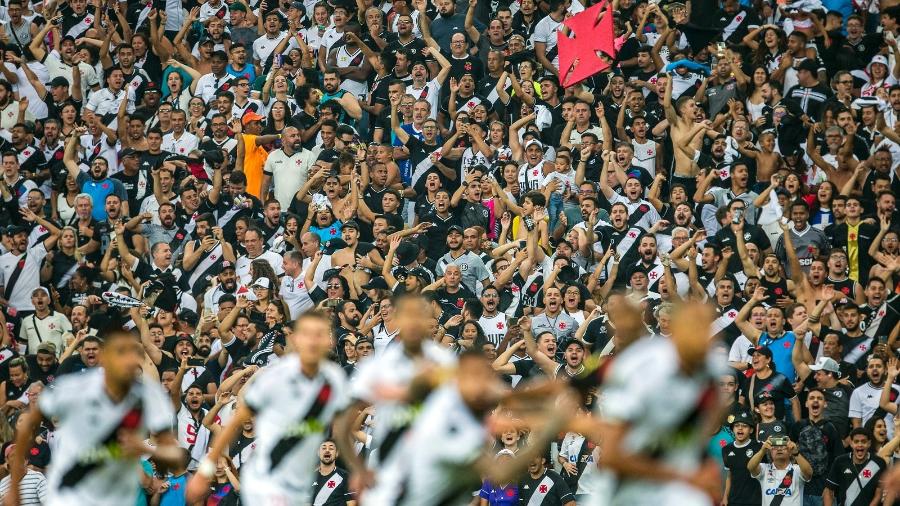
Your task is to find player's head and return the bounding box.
[99,330,144,383]
[393,293,432,348]
[457,350,504,414]
[290,310,333,364]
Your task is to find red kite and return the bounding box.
[557,0,617,87]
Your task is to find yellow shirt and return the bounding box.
[511,215,550,253]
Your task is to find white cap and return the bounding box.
[251,277,271,289]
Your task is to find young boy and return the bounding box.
[721,410,762,506]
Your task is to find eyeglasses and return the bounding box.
[838,80,853,84]
[327,284,341,289]
[237,82,250,87]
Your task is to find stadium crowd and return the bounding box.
[7,0,900,504]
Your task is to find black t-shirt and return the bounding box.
[435,285,476,310]
[311,467,353,505]
[721,440,763,506]
[739,372,797,420]
[517,469,574,505]
[825,453,886,506]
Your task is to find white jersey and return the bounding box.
[176,405,211,471]
[631,139,657,176]
[753,462,807,506]
[478,312,509,346]
[240,356,349,502]
[372,323,399,355]
[364,384,485,506]
[597,337,716,506]
[37,369,174,506]
[406,79,441,119]
[349,342,456,464]
[334,46,368,98]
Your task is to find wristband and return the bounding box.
[197,457,216,478]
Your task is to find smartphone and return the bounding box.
[188,357,205,367]
[273,53,283,66]
[716,42,726,57]
[770,436,788,446]
[732,207,743,224]
[324,298,344,308]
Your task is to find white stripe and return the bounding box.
[526,476,555,506]
[313,472,343,505]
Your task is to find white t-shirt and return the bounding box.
[161,131,199,157]
[0,242,47,312]
[235,250,284,285]
[531,14,563,69]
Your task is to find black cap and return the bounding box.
[220,260,235,272]
[120,147,138,158]
[323,238,348,255]
[49,76,69,88]
[342,220,360,231]
[4,225,26,236]
[361,277,389,290]
[755,390,775,404]
[447,225,464,234]
[394,267,409,279]
[408,267,432,283]
[199,35,215,46]
[173,334,196,350]
[729,410,754,428]
[748,345,773,359]
[797,59,819,73]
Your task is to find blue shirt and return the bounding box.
[160,473,188,506]
[226,63,257,82]
[479,481,518,506]
[311,220,344,243]
[760,331,798,382]
[75,172,127,221]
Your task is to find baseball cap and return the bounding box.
[220,260,235,272]
[524,139,544,150]
[242,111,265,125]
[447,225,464,234]
[361,277,389,290]
[408,267,432,282]
[729,410,754,428]
[120,147,139,158]
[755,390,775,404]
[36,342,57,355]
[199,35,215,46]
[796,59,818,73]
[229,2,247,11]
[342,220,360,230]
[808,357,841,376]
[748,345,773,359]
[32,287,50,297]
[4,225,26,236]
[49,76,69,88]
[142,81,161,95]
[251,277,271,289]
[173,334,196,349]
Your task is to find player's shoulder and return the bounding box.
[51,367,103,394]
